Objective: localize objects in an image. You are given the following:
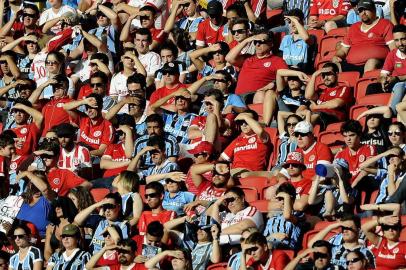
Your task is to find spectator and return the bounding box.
[144,249,193,270]
[0,51,21,99]
[228,18,254,53]
[162,176,196,216]
[345,250,369,270]
[0,4,41,39]
[196,0,226,48]
[333,0,396,73]
[308,0,351,32]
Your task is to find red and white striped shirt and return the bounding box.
[57,145,91,174]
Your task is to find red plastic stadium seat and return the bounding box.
[302,230,337,249]
[90,188,110,202]
[207,262,228,270]
[354,77,378,101]
[250,200,269,213]
[248,103,263,117]
[283,250,295,259]
[240,187,259,202]
[327,27,348,36]
[240,177,271,196]
[318,35,345,59]
[356,93,391,105]
[325,122,345,132]
[400,229,406,242]
[139,185,146,202]
[338,71,360,88]
[314,221,336,231]
[266,9,284,26]
[370,190,379,204]
[318,130,345,148]
[308,29,326,49]
[363,69,381,79]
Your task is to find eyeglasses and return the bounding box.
[346,257,362,265]
[381,224,401,231]
[46,60,59,66]
[23,13,37,18]
[286,122,298,127]
[341,226,356,232]
[230,29,246,35]
[102,232,110,238]
[294,132,309,138]
[321,72,335,78]
[12,234,26,240]
[193,152,208,158]
[388,131,402,136]
[175,95,190,101]
[213,79,227,83]
[225,197,237,203]
[314,252,329,260]
[235,120,248,126]
[144,192,159,199]
[254,40,268,45]
[91,83,104,88]
[246,246,259,254]
[102,203,117,210]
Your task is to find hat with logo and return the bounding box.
[161,62,179,75]
[188,141,214,155]
[62,224,80,236]
[357,0,376,11]
[294,121,313,134]
[283,152,306,169]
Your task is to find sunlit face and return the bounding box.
[165,179,180,193]
[388,149,402,166]
[117,246,134,265]
[388,125,404,146]
[146,122,162,136]
[145,188,162,209]
[135,34,150,54]
[13,228,29,248]
[366,116,380,129]
[0,58,10,74]
[122,55,135,69]
[231,23,248,42]
[163,72,179,85]
[226,10,238,24]
[146,234,161,246]
[160,49,174,64]
[225,192,244,214]
[284,163,302,177]
[394,32,406,53]
[52,83,68,99]
[286,118,299,136]
[174,95,191,111]
[0,144,15,158]
[343,131,360,149]
[150,148,164,165]
[313,247,330,269]
[358,8,376,24]
[13,109,29,125]
[341,220,359,242]
[140,10,154,28]
[196,228,209,241]
[90,78,106,95]
[86,106,100,119]
[296,132,312,149]
[247,244,267,262]
[171,252,187,270]
[212,74,228,92]
[184,0,196,17]
[254,40,272,56]
[203,96,216,113]
[212,51,226,64]
[45,56,62,74]
[68,193,79,209]
[321,67,337,87]
[104,203,120,221]
[287,77,302,90]
[346,252,365,270]
[382,224,401,242]
[97,11,109,27]
[286,16,301,34]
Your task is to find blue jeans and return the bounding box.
[389,81,406,115]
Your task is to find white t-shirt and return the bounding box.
[127,0,166,29]
[71,52,114,82]
[219,206,264,245]
[138,51,161,77]
[109,72,132,102]
[39,5,77,35]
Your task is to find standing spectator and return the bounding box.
[333,0,395,73]
[196,0,226,48]
[39,0,76,35]
[308,0,351,32]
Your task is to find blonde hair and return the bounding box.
[119,171,140,192]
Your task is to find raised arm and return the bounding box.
[307,222,341,248]
[305,68,330,100]
[17,171,56,201]
[28,78,57,104]
[189,45,218,72]
[235,113,268,142]
[12,103,44,129]
[285,16,310,43]
[127,146,155,171]
[119,13,137,42]
[74,198,114,225]
[2,54,21,78]
[98,3,120,30]
[225,34,258,67]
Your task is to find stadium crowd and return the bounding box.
[0,0,405,268]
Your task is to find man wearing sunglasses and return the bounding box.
[137,182,176,236]
[227,30,288,103]
[294,121,333,179]
[308,214,375,268]
[0,4,41,39]
[304,62,352,128]
[285,240,338,270]
[335,120,377,187]
[38,0,77,35]
[228,18,255,53]
[241,232,289,270]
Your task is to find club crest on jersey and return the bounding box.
[53,178,60,185]
[368,32,374,39]
[333,0,339,8]
[359,155,365,163]
[263,62,272,68]
[10,162,17,170]
[73,158,80,165]
[94,131,102,137]
[329,90,336,96]
[57,103,64,108]
[393,247,399,254]
[248,137,257,144]
[20,127,27,134]
[309,155,315,162]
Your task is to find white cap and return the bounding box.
[294,121,313,133]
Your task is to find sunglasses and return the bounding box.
[231,29,246,35]
[246,246,259,254]
[12,234,26,240]
[254,40,268,45]
[61,234,74,239]
[204,101,213,106]
[387,154,401,159]
[41,154,55,159]
[149,149,160,155]
[193,152,208,158]
[165,179,177,184]
[163,71,177,76]
[286,122,298,127]
[294,132,309,138]
[91,83,103,88]
[388,131,402,136]
[180,2,190,7]
[102,203,117,210]
[341,226,356,232]
[140,15,150,21]
[321,72,335,78]
[314,252,329,259]
[381,224,401,231]
[0,61,7,65]
[96,12,106,17]
[102,232,110,238]
[213,79,227,83]
[283,163,301,169]
[175,95,190,101]
[144,192,159,199]
[25,40,37,45]
[346,257,362,265]
[235,120,248,126]
[225,197,237,203]
[23,13,37,18]
[46,60,59,66]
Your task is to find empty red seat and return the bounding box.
[207,262,228,270]
[240,187,259,202]
[90,188,110,202]
[338,71,360,88]
[327,27,348,36]
[240,176,271,197]
[356,93,391,105]
[363,69,381,79]
[250,200,269,213]
[354,77,379,101]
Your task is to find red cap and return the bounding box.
[188,141,214,155]
[283,152,305,167]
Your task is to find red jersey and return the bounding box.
[47,167,86,196]
[290,178,312,199]
[102,143,130,178]
[77,84,93,100]
[224,0,265,18]
[371,238,406,270]
[150,28,167,44]
[97,251,118,266]
[137,210,176,235]
[58,145,91,174]
[309,0,350,20]
[246,250,289,270]
[185,169,213,195]
[382,49,406,77]
[11,22,42,39]
[221,133,271,171]
[78,116,114,150]
[0,156,6,177]
[189,114,235,144]
[297,141,333,179]
[235,55,288,95]
[335,144,376,184]
[41,97,73,136]
[316,85,352,121]
[11,123,40,157]
[196,19,225,47]
[149,83,187,105]
[342,19,394,65]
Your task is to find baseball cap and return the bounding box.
[282,152,305,169]
[294,121,313,134]
[160,62,179,75]
[206,0,223,16]
[62,224,80,236]
[357,0,376,11]
[188,141,214,155]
